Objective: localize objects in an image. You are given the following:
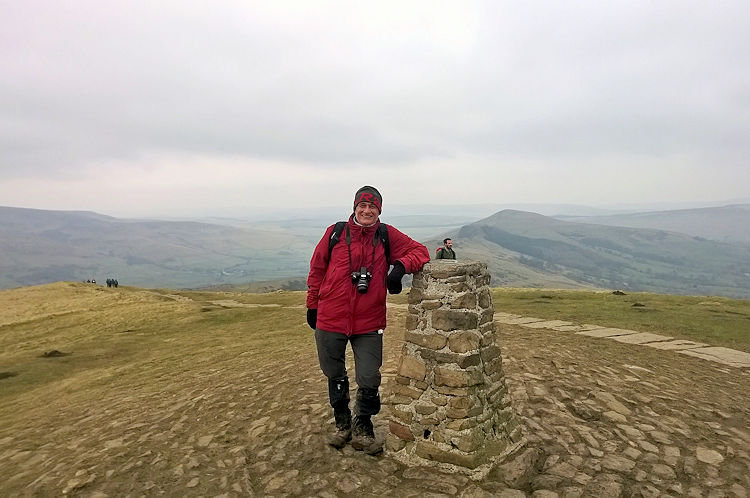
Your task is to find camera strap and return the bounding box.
[345,225,378,277]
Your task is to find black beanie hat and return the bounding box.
[353,186,382,213]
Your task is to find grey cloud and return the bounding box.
[2,0,750,178]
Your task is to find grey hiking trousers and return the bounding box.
[315,329,382,417]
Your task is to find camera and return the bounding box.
[351,266,372,294]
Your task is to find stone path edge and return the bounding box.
[494,312,750,370]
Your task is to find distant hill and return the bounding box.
[0,206,314,289]
[196,277,308,293]
[4,205,750,298]
[450,210,750,298]
[556,204,750,246]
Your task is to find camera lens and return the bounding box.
[355,267,370,294]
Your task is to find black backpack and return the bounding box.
[328,221,390,265]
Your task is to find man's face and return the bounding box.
[355,202,379,226]
[445,239,452,249]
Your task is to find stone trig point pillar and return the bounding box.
[386,260,525,479]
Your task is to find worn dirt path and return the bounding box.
[1,297,749,497]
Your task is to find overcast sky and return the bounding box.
[2,0,749,218]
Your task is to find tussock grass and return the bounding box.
[492,288,750,352]
[0,283,310,431]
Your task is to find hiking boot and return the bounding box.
[327,426,352,448]
[327,406,352,449]
[351,415,383,455]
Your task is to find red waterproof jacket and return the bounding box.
[307,215,430,336]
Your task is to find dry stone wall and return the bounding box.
[386,260,525,479]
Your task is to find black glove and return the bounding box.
[306,308,317,330]
[387,261,406,295]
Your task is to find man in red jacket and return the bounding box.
[306,186,430,454]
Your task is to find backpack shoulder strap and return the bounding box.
[377,223,391,265]
[329,221,391,265]
[327,221,347,261]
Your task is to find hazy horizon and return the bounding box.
[3,197,750,222]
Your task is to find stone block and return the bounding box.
[601,454,636,473]
[480,331,497,348]
[432,310,479,331]
[395,375,411,385]
[592,391,631,415]
[392,407,414,424]
[388,395,414,405]
[487,383,506,398]
[449,396,474,409]
[386,433,407,451]
[392,383,425,399]
[429,264,465,279]
[480,321,495,334]
[445,275,468,283]
[390,420,415,441]
[478,289,492,309]
[419,349,477,369]
[494,407,515,426]
[451,282,471,293]
[458,353,481,369]
[445,418,478,431]
[447,405,483,419]
[484,358,504,376]
[440,261,479,276]
[398,356,427,381]
[479,308,494,325]
[405,314,419,331]
[406,330,447,350]
[450,292,478,310]
[481,345,502,363]
[431,394,448,406]
[451,427,486,453]
[448,330,482,353]
[415,403,437,415]
[487,371,506,383]
[477,409,493,424]
[408,287,424,304]
[434,366,483,388]
[435,385,471,396]
[465,262,486,276]
[509,425,524,444]
[485,438,510,458]
[477,274,491,286]
[488,385,509,404]
[411,273,427,289]
[422,300,443,311]
[415,440,487,469]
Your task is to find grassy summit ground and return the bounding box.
[0,282,748,495]
[491,288,750,352]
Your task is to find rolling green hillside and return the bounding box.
[0,206,314,289]
[454,210,750,298]
[556,204,750,245]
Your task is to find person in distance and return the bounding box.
[435,237,456,259]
